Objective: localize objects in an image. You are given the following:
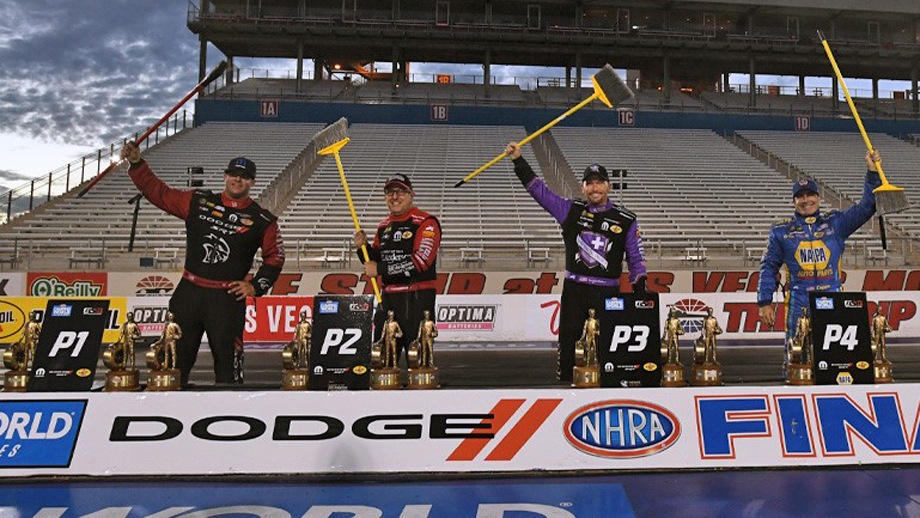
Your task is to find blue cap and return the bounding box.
[792,179,819,198]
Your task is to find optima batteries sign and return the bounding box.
[0,400,86,467]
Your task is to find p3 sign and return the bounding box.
[309,295,373,390]
[809,292,873,385]
[29,299,109,392]
[598,292,662,387]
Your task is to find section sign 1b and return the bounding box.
[308,295,373,390]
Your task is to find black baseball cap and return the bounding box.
[384,173,413,192]
[582,163,609,183]
[225,157,256,179]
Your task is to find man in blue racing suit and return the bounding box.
[757,150,882,375]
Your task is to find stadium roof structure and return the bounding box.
[189,0,920,89]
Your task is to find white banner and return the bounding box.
[4,384,920,477]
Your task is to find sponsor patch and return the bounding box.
[605,298,625,311]
[564,400,680,458]
[319,301,339,314]
[50,304,72,317]
[815,297,834,310]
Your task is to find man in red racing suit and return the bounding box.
[122,142,285,387]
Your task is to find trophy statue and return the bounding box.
[281,310,312,390]
[786,307,815,385]
[103,311,142,391]
[370,310,402,390]
[573,308,601,388]
[3,310,41,392]
[691,307,723,386]
[408,310,440,389]
[661,306,687,387]
[146,311,182,391]
[871,306,893,383]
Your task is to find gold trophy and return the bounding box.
[281,310,311,390]
[871,306,893,383]
[691,307,723,386]
[786,307,815,385]
[661,306,687,387]
[3,310,41,392]
[103,311,142,391]
[146,311,182,391]
[370,310,402,390]
[573,308,601,388]
[408,310,439,389]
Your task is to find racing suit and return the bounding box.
[757,170,880,373]
[512,156,648,382]
[360,207,441,368]
[129,161,285,386]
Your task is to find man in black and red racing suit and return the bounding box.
[354,173,441,369]
[122,142,285,387]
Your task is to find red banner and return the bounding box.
[244,295,314,342]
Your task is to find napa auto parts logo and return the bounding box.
[28,272,107,297]
[436,304,497,331]
[564,400,681,458]
[0,400,87,467]
[0,300,26,341]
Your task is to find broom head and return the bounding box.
[314,117,350,156]
[592,64,634,108]
[874,184,910,216]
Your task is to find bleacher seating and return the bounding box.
[3,122,324,255]
[736,130,920,239]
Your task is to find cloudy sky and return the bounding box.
[0,1,206,189]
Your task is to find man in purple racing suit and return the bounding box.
[506,142,648,383]
[757,150,881,377]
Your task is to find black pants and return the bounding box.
[169,278,246,386]
[373,289,437,369]
[558,279,620,382]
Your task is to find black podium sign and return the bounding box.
[809,292,873,385]
[308,295,374,390]
[29,299,110,392]
[598,292,662,387]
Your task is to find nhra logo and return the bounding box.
[605,298,624,311]
[844,299,864,309]
[436,305,496,331]
[319,301,339,314]
[0,400,86,468]
[564,400,680,458]
[815,297,834,310]
[51,304,72,317]
[634,299,655,310]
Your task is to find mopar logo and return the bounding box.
[564,400,680,458]
[0,400,86,467]
[51,304,72,317]
[318,301,339,314]
[815,297,834,310]
[605,298,624,311]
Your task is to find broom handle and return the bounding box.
[818,34,890,184]
[454,93,599,187]
[332,150,382,303]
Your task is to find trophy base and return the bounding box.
[371,367,401,390]
[786,363,814,385]
[281,368,310,390]
[661,363,687,387]
[572,365,600,388]
[146,369,181,391]
[691,363,723,386]
[105,369,141,392]
[408,366,439,389]
[874,360,894,383]
[3,371,29,392]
